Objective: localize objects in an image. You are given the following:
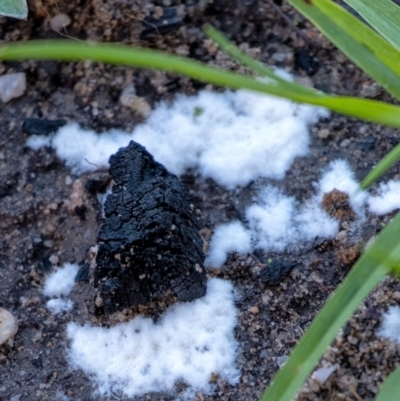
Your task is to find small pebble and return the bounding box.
[0,73,26,103]
[272,52,285,62]
[120,84,152,118]
[340,139,351,147]
[360,82,382,98]
[0,308,18,346]
[50,14,71,32]
[277,355,288,368]
[249,306,259,315]
[317,128,330,139]
[311,364,339,384]
[49,255,59,265]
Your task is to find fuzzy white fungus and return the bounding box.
[368,180,400,215]
[66,278,239,399]
[378,306,400,343]
[27,89,328,188]
[46,299,74,314]
[42,263,79,297]
[205,221,252,268]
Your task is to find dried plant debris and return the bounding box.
[94,141,207,314]
[321,188,356,224]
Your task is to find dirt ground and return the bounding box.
[2,1,400,400]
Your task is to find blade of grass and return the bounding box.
[288,0,400,100]
[204,24,400,189]
[261,212,400,401]
[0,0,27,19]
[3,40,400,128]
[360,142,400,189]
[343,0,400,52]
[377,366,400,401]
[203,24,319,97]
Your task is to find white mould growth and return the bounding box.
[317,159,366,212]
[66,278,239,399]
[42,263,79,297]
[42,263,78,314]
[27,89,328,188]
[378,306,400,343]
[368,180,400,215]
[205,221,252,268]
[46,299,74,314]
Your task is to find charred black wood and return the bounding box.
[22,118,66,136]
[259,259,296,285]
[95,141,207,314]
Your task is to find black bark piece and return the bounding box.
[95,141,206,314]
[22,118,66,136]
[259,259,296,285]
[75,263,90,282]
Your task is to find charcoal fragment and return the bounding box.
[75,263,90,282]
[74,204,87,220]
[295,50,319,75]
[355,137,376,150]
[41,256,52,272]
[31,358,43,368]
[259,259,296,284]
[22,118,66,136]
[95,141,207,314]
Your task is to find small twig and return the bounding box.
[39,0,85,43]
[348,385,364,401]
[84,158,101,168]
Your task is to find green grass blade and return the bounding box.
[3,40,400,128]
[260,212,400,401]
[343,0,400,52]
[360,142,400,189]
[288,0,400,100]
[203,24,318,97]
[0,0,27,19]
[377,366,400,401]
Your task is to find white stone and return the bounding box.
[120,84,152,118]
[0,308,18,346]
[0,73,26,103]
[50,14,72,32]
[311,364,339,384]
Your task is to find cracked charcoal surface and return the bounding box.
[95,141,207,314]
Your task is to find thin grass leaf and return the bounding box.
[377,366,400,401]
[288,0,400,101]
[343,0,400,52]
[0,0,28,19]
[260,212,400,401]
[360,142,400,189]
[203,24,318,97]
[3,40,400,129]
